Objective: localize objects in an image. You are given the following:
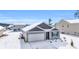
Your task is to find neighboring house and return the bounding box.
[8,23,29,31]
[56,19,79,36]
[0,23,10,29]
[0,26,5,37]
[21,22,60,42]
[0,23,10,27]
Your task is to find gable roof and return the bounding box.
[22,22,52,32]
[63,19,79,23]
[29,27,44,31]
[22,22,44,32]
[38,23,52,29]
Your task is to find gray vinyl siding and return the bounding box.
[38,23,52,29]
[29,27,43,31]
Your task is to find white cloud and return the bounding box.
[0,14,48,24]
[0,19,48,24]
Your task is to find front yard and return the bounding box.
[0,30,21,49]
[60,34,79,49]
[0,30,79,49]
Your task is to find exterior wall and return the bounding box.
[28,33,44,42]
[56,20,79,36]
[66,23,79,35]
[56,20,69,33]
[25,31,45,42]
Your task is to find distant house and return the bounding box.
[56,19,79,36]
[0,23,10,27]
[0,26,5,37]
[21,22,60,42]
[0,23,10,29]
[8,23,29,31]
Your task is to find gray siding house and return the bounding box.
[22,22,60,42]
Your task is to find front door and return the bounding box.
[46,32,50,40]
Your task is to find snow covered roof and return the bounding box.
[22,22,44,32]
[8,25,14,28]
[64,19,79,23]
[0,26,4,30]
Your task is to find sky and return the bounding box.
[0,10,76,24]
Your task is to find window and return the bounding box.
[52,32,53,36]
[51,32,59,36]
[56,32,59,36]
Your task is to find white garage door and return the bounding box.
[28,33,44,42]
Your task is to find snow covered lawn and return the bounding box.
[60,34,79,49]
[20,39,66,49]
[0,30,21,49]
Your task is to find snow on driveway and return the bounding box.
[0,31,21,49]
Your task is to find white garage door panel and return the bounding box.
[28,33,44,41]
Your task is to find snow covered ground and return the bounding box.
[0,30,21,49]
[20,39,66,49]
[60,34,79,49]
[20,33,79,49]
[0,30,79,49]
